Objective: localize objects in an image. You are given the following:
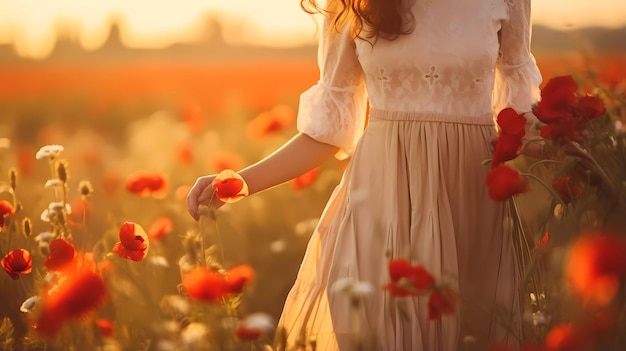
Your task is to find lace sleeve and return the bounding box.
[297,13,368,158]
[492,0,542,136]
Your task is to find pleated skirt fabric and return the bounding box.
[278,109,522,351]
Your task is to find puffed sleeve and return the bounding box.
[492,0,542,118]
[297,13,368,158]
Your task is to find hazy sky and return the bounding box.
[0,0,625,58]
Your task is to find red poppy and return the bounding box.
[497,108,527,139]
[125,172,169,199]
[427,286,457,320]
[291,168,320,190]
[533,75,578,123]
[0,200,15,228]
[101,171,123,197]
[544,324,586,351]
[539,117,583,141]
[492,134,523,167]
[486,165,529,201]
[112,222,149,262]
[67,197,92,226]
[45,239,77,272]
[577,95,606,121]
[533,76,606,142]
[212,169,249,203]
[552,176,583,204]
[147,216,173,240]
[181,104,205,134]
[15,145,35,176]
[183,267,230,302]
[225,264,255,294]
[383,259,436,297]
[175,142,193,165]
[34,270,107,338]
[566,231,626,306]
[95,318,114,337]
[2,249,32,280]
[245,104,295,141]
[183,265,255,303]
[537,231,550,247]
[206,151,243,173]
[236,325,263,341]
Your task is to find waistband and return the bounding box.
[369,108,494,126]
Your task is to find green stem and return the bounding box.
[566,140,616,191]
[527,159,561,174]
[519,172,567,207]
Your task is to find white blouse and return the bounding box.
[296,0,542,156]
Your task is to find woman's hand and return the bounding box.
[187,175,224,221]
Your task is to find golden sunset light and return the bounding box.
[0,0,624,58]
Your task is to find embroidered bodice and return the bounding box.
[296,0,542,156]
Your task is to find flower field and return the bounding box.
[0,50,625,350]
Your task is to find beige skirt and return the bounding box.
[279,109,522,351]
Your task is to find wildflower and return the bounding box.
[56,160,69,183]
[125,172,169,199]
[552,175,583,204]
[565,231,626,306]
[22,218,32,238]
[68,197,92,225]
[35,144,64,160]
[212,169,249,203]
[160,295,190,315]
[112,222,149,262]
[180,323,208,349]
[175,142,193,165]
[497,108,527,138]
[183,268,227,302]
[0,200,15,228]
[181,104,205,134]
[95,318,114,337]
[383,258,435,297]
[34,269,107,338]
[20,296,40,313]
[486,165,529,201]
[332,277,373,299]
[1,249,32,280]
[544,324,586,351]
[225,264,255,294]
[182,265,254,302]
[148,256,169,268]
[533,75,606,141]
[245,104,295,141]
[269,239,287,253]
[491,108,527,167]
[537,231,550,247]
[147,216,173,241]
[40,202,72,223]
[207,151,243,173]
[34,231,56,243]
[291,167,320,190]
[44,239,77,272]
[427,286,457,320]
[492,134,524,167]
[236,313,274,341]
[78,180,94,198]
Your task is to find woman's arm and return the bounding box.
[187,133,339,221]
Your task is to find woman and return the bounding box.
[188,0,542,349]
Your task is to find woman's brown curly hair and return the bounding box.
[301,0,414,40]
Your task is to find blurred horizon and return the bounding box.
[1,0,625,59]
